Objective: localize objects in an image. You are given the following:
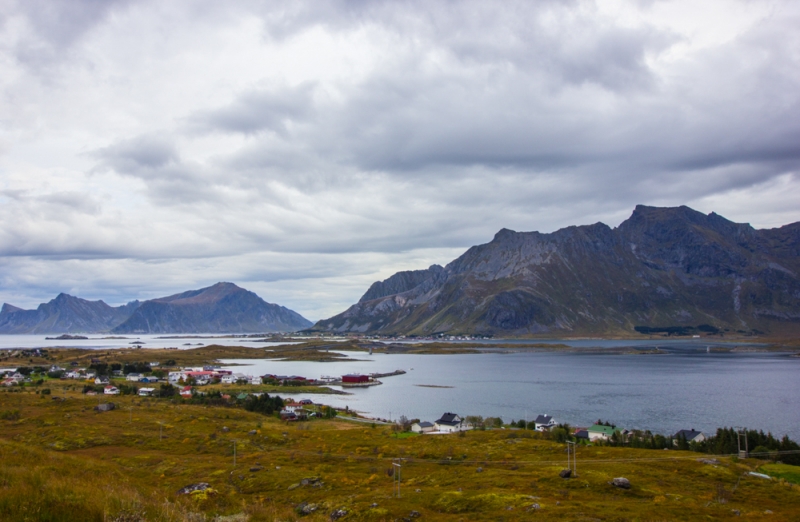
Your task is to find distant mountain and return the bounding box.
[0,294,140,334]
[111,282,312,334]
[312,205,800,337]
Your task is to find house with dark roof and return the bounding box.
[673,429,705,445]
[411,421,435,433]
[534,414,557,431]
[434,412,465,433]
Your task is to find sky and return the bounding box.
[1,0,799,321]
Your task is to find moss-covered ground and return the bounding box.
[1,389,798,521]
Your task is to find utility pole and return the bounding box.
[566,441,578,477]
[737,427,749,459]
[392,460,402,497]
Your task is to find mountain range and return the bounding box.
[0,283,311,334]
[312,205,800,337]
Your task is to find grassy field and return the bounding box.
[1,388,798,521]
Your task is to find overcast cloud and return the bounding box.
[1,0,799,321]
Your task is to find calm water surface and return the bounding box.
[2,335,796,438]
[222,347,800,439]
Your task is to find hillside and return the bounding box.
[111,282,312,334]
[313,205,800,337]
[0,389,798,521]
[0,294,139,334]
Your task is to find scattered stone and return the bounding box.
[249,466,262,472]
[370,503,378,508]
[408,511,421,519]
[221,426,229,433]
[415,489,421,493]
[528,504,541,511]
[288,483,300,491]
[732,509,741,516]
[94,403,115,412]
[476,467,483,472]
[300,477,323,487]
[765,510,773,515]
[699,458,720,465]
[275,466,280,470]
[177,483,210,495]
[559,469,572,479]
[295,502,318,515]
[330,508,347,521]
[248,430,257,435]
[611,477,631,489]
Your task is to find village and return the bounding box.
[1,359,708,448]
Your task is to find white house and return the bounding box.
[126,373,142,382]
[250,376,261,385]
[434,413,466,433]
[104,386,119,395]
[674,429,706,445]
[283,402,301,413]
[95,377,110,385]
[168,371,186,383]
[588,424,619,441]
[534,414,557,431]
[221,373,248,384]
[411,421,435,433]
[138,387,155,397]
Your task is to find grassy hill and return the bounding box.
[1,388,798,521]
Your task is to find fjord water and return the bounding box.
[223,344,800,440]
[2,335,797,439]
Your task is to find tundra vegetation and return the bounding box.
[0,386,799,521]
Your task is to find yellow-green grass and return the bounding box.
[1,389,798,521]
[759,463,800,485]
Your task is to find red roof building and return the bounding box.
[342,374,369,383]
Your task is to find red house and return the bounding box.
[342,374,369,384]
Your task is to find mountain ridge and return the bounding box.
[0,283,311,334]
[312,205,800,336]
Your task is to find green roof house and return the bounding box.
[588,424,620,441]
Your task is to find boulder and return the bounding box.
[559,469,572,479]
[177,482,210,495]
[611,477,631,489]
[94,403,115,412]
[330,508,348,521]
[295,502,318,515]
